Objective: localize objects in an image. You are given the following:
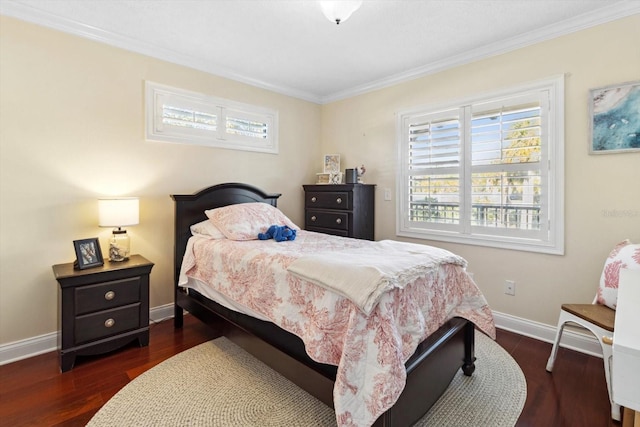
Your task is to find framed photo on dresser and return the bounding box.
[323,154,340,173]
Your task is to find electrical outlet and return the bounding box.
[504,280,516,296]
[384,188,392,201]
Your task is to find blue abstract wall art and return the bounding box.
[590,81,640,154]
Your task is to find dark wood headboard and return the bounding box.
[170,182,281,289]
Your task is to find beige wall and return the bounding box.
[1,14,639,348]
[321,15,640,326]
[0,16,321,345]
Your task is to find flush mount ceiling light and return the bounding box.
[319,0,363,25]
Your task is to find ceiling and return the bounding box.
[2,0,639,103]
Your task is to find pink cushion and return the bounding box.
[597,239,640,309]
[205,203,299,241]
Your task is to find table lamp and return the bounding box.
[98,198,139,261]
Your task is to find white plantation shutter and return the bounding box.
[470,96,542,167]
[397,76,564,254]
[469,92,546,238]
[408,112,460,169]
[404,110,462,230]
[162,105,217,132]
[224,107,275,151]
[146,81,278,154]
[153,91,220,144]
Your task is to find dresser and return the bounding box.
[303,184,375,240]
[52,254,154,372]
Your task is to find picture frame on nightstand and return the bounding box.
[73,237,104,270]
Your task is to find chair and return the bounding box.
[545,302,618,420]
[546,239,640,422]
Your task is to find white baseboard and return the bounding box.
[493,310,604,358]
[0,303,175,366]
[0,305,603,366]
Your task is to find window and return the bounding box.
[145,81,278,154]
[397,76,564,254]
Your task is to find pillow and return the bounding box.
[205,203,300,241]
[190,220,226,239]
[596,239,640,309]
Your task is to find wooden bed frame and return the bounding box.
[171,182,476,427]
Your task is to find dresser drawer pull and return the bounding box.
[104,291,115,301]
[336,218,342,224]
[104,318,115,328]
[336,197,342,204]
[311,197,317,203]
[311,215,317,222]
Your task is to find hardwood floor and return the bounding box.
[496,329,618,427]
[0,316,621,427]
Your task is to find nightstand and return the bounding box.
[52,254,154,372]
[303,184,375,240]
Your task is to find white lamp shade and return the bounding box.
[98,198,139,227]
[320,0,363,24]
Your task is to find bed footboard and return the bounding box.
[177,288,473,427]
[374,319,474,426]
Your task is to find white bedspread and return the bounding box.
[180,230,495,427]
[287,240,467,315]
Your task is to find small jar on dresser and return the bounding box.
[303,184,375,240]
[52,254,154,372]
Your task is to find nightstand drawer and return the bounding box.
[75,277,141,315]
[75,303,141,344]
[306,210,349,231]
[305,191,352,210]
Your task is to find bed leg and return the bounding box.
[462,321,476,376]
[174,303,184,328]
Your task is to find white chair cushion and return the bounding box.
[596,239,640,310]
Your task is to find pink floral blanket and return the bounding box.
[182,230,495,427]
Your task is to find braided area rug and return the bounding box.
[87,331,525,426]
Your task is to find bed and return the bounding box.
[171,182,495,427]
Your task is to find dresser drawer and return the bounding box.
[305,191,352,210]
[75,303,141,344]
[75,277,141,315]
[306,210,349,231]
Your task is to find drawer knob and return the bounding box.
[104,291,115,301]
[311,197,317,203]
[336,218,342,224]
[104,318,115,328]
[311,215,317,222]
[336,197,342,204]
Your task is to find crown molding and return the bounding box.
[319,2,640,103]
[2,1,638,105]
[0,1,323,104]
